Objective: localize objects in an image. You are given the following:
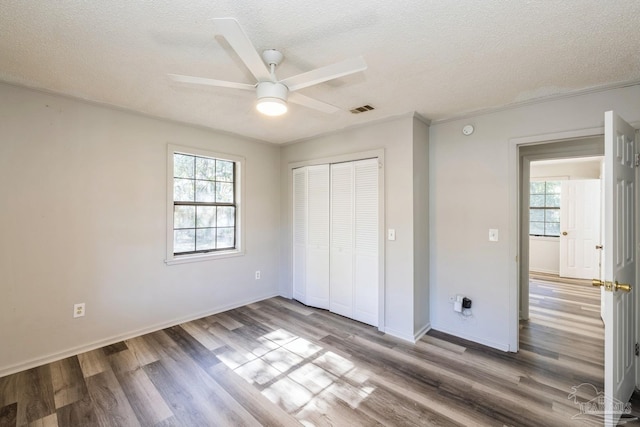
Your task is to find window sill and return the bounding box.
[165,249,244,265]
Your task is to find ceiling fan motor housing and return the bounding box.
[256,81,288,102]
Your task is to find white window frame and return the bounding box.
[165,144,244,265]
[529,176,567,239]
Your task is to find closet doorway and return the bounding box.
[291,153,383,328]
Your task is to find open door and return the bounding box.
[596,111,636,426]
[559,179,601,279]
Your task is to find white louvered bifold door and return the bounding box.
[292,168,307,303]
[296,159,379,326]
[329,162,355,318]
[353,159,379,326]
[305,164,330,309]
[329,159,379,326]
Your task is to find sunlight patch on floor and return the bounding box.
[225,327,376,420]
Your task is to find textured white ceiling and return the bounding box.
[1,0,639,144]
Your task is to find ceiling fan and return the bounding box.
[168,18,367,116]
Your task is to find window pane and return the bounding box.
[174,229,195,253]
[528,180,563,237]
[530,195,545,207]
[530,222,545,235]
[196,206,216,228]
[545,209,560,222]
[530,209,544,222]
[171,151,238,256]
[216,160,234,182]
[174,178,194,202]
[196,157,216,181]
[174,154,195,179]
[216,227,235,249]
[530,182,545,194]
[546,222,560,236]
[546,194,560,207]
[217,206,235,227]
[195,180,215,202]
[216,182,234,203]
[174,205,195,229]
[546,181,561,194]
[196,228,215,251]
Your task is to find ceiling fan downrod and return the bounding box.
[262,49,283,82]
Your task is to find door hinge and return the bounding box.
[635,153,640,167]
[635,342,639,357]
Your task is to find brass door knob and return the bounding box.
[595,245,603,250]
[616,282,632,292]
[592,279,632,292]
[562,231,568,236]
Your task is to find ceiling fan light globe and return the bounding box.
[256,98,288,116]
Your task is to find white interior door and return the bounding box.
[292,168,307,303]
[306,165,330,309]
[330,162,355,318]
[295,159,379,327]
[329,159,379,326]
[559,179,601,279]
[602,110,635,426]
[353,159,379,326]
[293,165,330,309]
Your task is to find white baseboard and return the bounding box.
[529,268,559,275]
[374,323,432,344]
[413,323,432,342]
[279,288,293,299]
[429,324,510,352]
[384,327,416,343]
[0,292,279,378]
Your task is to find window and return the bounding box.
[529,180,560,237]
[166,145,243,264]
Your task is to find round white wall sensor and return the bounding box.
[462,124,474,136]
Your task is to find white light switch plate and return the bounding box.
[388,229,396,241]
[489,229,499,242]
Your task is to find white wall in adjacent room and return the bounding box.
[528,158,602,275]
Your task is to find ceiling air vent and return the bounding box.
[350,104,375,114]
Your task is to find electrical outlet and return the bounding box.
[255,271,261,280]
[73,303,85,318]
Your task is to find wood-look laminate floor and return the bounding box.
[0,277,617,427]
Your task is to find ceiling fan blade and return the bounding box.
[281,56,367,92]
[213,18,271,82]
[168,74,255,91]
[288,92,341,114]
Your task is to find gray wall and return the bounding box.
[0,83,281,375]
[429,84,640,350]
[3,80,639,374]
